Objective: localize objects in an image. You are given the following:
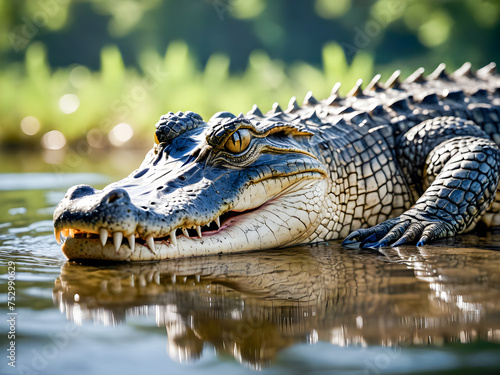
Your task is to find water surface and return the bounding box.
[1,150,500,375]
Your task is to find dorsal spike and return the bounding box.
[369,104,385,117]
[364,74,382,93]
[325,94,342,107]
[347,79,363,97]
[247,104,263,117]
[349,111,371,125]
[477,62,497,77]
[420,93,439,105]
[448,90,466,101]
[286,96,300,112]
[471,88,488,98]
[331,82,342,96]
[404,67,425,83]
[452,62,473,78]
[427,63,448,80]
[325,82,342,106]
[237,112,245,118]
[440,89,465,102]
[303,91,319,106]
[388,98,410,112]
[385,70,401,89]
[337,106,355,115]
[304,109,321,123]
[270,102,283,114]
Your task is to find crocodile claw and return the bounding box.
[342,213,453,249]
[342,218,401,248]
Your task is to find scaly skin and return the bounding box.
[53,62,500,261]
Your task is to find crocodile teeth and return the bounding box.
[182,228,190,238]
[55,229,61,244]
[61,228,70,238]
[113,232,123,253]
[146,235,156,253]
[100,228,108,246]
[138,274,146,287]
[196,225,202,238]
[214,217,220,229]
[127,234,135,252]
[169,230,177,247]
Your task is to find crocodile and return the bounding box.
[53,62,500,261]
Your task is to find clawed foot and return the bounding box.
[342,214,453,249]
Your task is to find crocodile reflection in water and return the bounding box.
[53,240,500,369]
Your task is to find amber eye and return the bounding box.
[153,133,161,154]
[224,129,252,153]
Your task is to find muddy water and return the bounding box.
[1,150,500,374]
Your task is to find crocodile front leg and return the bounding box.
[343,117,500,248]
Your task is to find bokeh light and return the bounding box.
[230,0,265,19]
[69,66,91,89]
[41,130,66,150]
[108,123,134,146]
[418,11,452,47]
[315,0,351,19]
[20,116,41,136]
[59,94,80,114]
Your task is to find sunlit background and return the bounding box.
[1,0,499,157]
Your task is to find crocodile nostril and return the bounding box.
[102,189,130,205]
[106,193,123,204]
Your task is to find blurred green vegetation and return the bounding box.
[1,0,500,150]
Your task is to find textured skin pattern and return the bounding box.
[347,117,500,248]
[155,111,204,143]
[397,117,489,194]
[54,63,500,260]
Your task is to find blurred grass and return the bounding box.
[0,41,376,148]
[1,0,499,151]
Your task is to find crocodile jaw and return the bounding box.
[54,111,329,261]
[60,178,327,261]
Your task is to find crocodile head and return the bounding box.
[54,111,328,261]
